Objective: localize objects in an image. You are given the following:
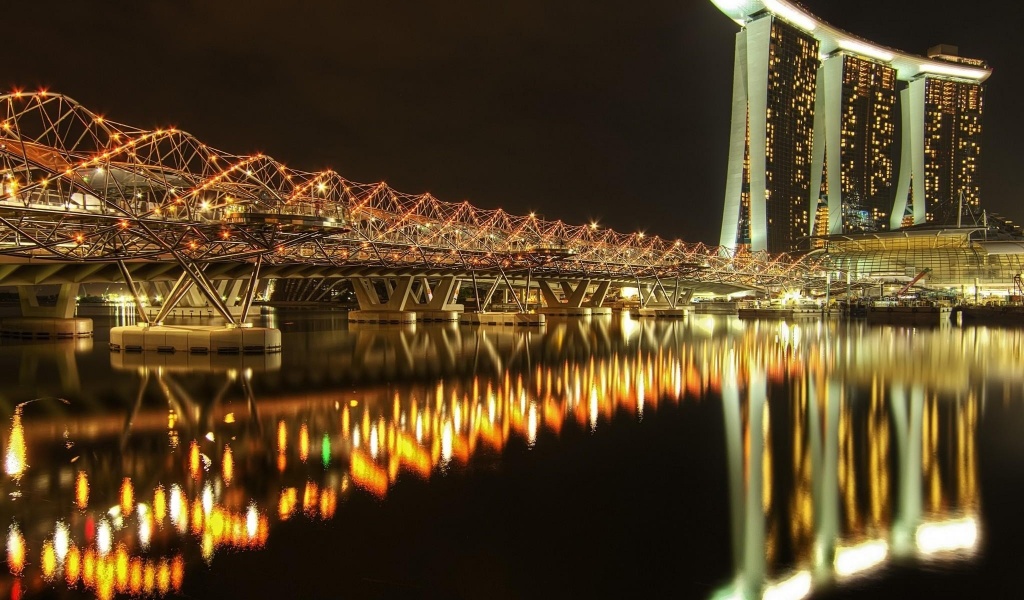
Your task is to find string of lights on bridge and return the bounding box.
[0,90,825,287]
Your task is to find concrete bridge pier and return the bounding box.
[584,280,612,316]
[536,279,600,317]
[0,283,93,339]
[110,259,281,355]
[348,276,417,324]
[408,276,464,322]
[458,276,546,326]
[637,281,692,318]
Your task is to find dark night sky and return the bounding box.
[4,0,1020,244]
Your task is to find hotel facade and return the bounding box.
[712,1,991,254]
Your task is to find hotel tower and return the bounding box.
[712,1,992,254]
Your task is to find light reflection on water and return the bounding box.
[0,313,1017,598]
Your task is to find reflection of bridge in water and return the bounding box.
[1,316,1021,412]
[0,317,1007,598]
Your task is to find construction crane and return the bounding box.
[897,268,932,297]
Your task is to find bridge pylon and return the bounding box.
[635,276,692,319]
[0,283,93,340]
[535,279,613,317]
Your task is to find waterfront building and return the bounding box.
[892,45,987,229]
[818,224,1024,299]
[718,10,819,253]
[811,53,896,235]
[712,1,992,254]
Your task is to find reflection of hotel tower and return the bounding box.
[0,319,1005,598]
[717,371,980,600]
[712,1,992,254]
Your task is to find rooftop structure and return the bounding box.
[816,224,1024,298]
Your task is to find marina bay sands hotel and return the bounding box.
[711,0,992,254]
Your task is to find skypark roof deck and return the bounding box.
[710,0,992,82]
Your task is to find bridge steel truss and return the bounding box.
[0,92,828,319]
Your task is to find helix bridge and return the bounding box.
[0,91,827,326]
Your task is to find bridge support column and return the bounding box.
[237,256,264,323]
[117,260,151,325]
[479,278,501,311]
[297,278,321,301]
[348,276,417,324]
[1,283,93,339]
[167,252,238,325]
[112,256,280,354]
[408,276,464,322]
[457,275,545,326]
[536,279,593,317]
[18,283,79,319]
[637,278,689,318]
[148,265,247,324]
[583,280,613,316]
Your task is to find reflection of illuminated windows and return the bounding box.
[916,517,979,555]
[0,321,994,598]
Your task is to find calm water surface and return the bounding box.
[1,311,1023,599]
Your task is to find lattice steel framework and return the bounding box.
[0,92,826,291]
